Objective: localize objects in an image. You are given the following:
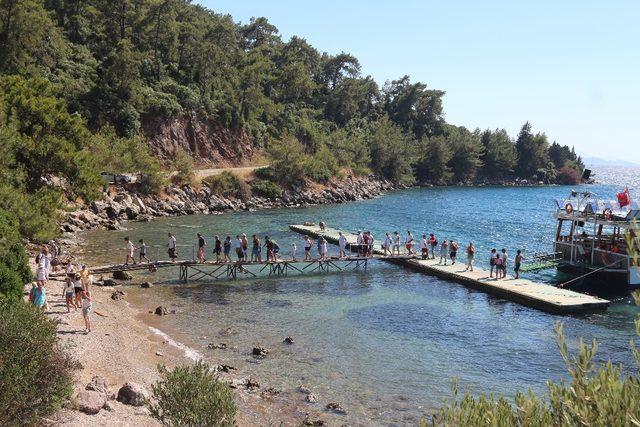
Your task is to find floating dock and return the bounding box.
[289,224,610,314]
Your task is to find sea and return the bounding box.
[79,166,640,425]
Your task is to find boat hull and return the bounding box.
[557,264,638,297]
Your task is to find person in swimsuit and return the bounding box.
[32,282,46,309]
[82,290,93,334]
[514,249,523,279]
[393,232,401,256]
[73,273,84,308]
[421,234,428,260]
[449,240,458,265]
[494,253,503,279]
[62,278,76,313]
[406,231,415,255]
[304,236,313,260]
[429,234,438,259]
[465,242,475,271]
[138,239,150,263]
[251,234,262,262]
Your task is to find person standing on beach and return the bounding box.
[138,239,150,263]
[338,232,347,258]
[196,233,206,263]
[32,282,46,310]
[82,290,93,334]
[214,236,222,263]
[393,231,401,256]
[168,233,177,262]
[62,278,75,313]
[384,232,392,256]
[406,231,415,255]
[124,237,137,265]
[449,240,459,265]
[439,239,449,265]
[35,247,50,288]
[514,250,524,279]
[304,236,313,260]
[489,248,497,278]
[429,234,438,259]
[223,236,231,262]
[465,242,475,271]
[421,234,428,260]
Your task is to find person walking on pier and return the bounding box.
[383,232,392,256]
[317,236,323,258]
[406,231,415,255]
[320,237,329,260]
[449,240,459,265]
[338,232,347,258]
[291,241,297,261]
[429,234,438,259]
[235,235,245,262]
[138,239,150,263]
[197,233,206,263]
[223,236,231,262]
[168,233,177,262]
[356,231,364,256]
[214,236,222,263]
[439,239,449,265]
[304,236,313,260]
[362,232,370,256]
[421,234,428,260]
[367,231,375,256]
[501,249,509,279]
[124,237,137,265]
[393,231,401,256]
[489,248,497,278]
[465,242,476,271]
[252,234,262,263]
[241,234,249,259]
[514,250,523,279]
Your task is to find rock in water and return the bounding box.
[140,281,153,288]
[252,347,269,357]
[76,390,107,414]
[283,336,294,344]
[116,382,147,406]
[207,342,227,350]
[154,306,168,316]
[325,402,347,414]
[305,393,318,403]
[113,270,132,280]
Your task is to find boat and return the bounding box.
[550,190,640,296]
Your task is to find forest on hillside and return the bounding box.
[0,0,584,242]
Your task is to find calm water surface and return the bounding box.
[81,168,640,425]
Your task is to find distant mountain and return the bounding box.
[583,157,640,167]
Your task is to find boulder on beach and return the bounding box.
[76,390,107,415]
[111,290,126,300]
[305,393,318,403]
[116,382,147,406]
[113,270,132,281]
[252,347,269,357]
[140,281,153,288]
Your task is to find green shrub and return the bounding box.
[431,312,640,426]
[267,136,310,186]
[0,209,31,299]
[148,361,236,427]
[0,300,76,425]
[205,171,250,200]
[308,144,340,183]
[251,180,282,199]
[172,148,194,185]
[254,166,277,181]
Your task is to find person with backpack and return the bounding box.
[465,242,476,271]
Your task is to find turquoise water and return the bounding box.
[81,175,640,424]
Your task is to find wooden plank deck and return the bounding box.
[289,224,610,314]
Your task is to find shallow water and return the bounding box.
[81,168,640,425]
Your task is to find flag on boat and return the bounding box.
[617,187,631,208]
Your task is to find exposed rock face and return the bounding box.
[141,111,254,166]
[76,390,107,414]
[61,175,398,234]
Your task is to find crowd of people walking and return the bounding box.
[30,245,94,333]
[115,224,524,280]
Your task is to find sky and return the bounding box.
[199,0,640,162]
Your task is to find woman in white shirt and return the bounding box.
[338,232,347,258]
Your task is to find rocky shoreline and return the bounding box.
[61,175,399,233]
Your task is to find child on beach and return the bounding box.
[62,278,76,312]
[138,239,150,263]
[124,237,136,265]
[82,290,93,334]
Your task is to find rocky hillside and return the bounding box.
[62,176,399,233]
[141,111,255,166]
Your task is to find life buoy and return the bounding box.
[603,208,612,221]
[565,203,574,214]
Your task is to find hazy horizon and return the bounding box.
[200,0,640,161]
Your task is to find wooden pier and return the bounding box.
[289,224,610,314]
